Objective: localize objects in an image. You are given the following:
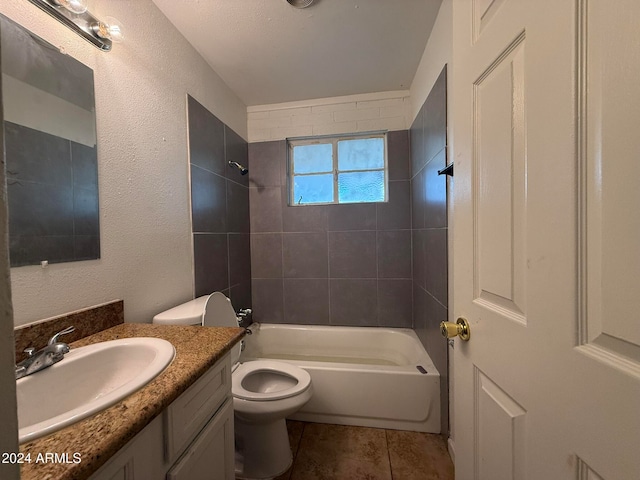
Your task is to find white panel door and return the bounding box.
[452,0,640,479]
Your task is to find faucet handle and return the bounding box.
[23,347,36,358]
[48,326,75,345]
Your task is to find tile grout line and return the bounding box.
[294,422,305,456]
[288,422,305,480]
[385,429,395,480]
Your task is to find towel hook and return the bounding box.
[437,163,454,177]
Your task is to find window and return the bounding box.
[288,133,387,205]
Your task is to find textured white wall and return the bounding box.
[247,90,411,142]
[1,0,247,326]
[409,0,453,124]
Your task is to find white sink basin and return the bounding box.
[17,337,175,444]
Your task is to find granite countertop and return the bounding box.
[19,323,245,480]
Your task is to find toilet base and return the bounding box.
[234,417,293,480]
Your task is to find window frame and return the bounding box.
[287,131,388,206]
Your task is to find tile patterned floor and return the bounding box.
[273,422,454,480]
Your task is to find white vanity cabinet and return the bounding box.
[90,352,234,480]
[165,399,234,480]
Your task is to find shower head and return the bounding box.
[228,161,248,175]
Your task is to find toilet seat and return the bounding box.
[203,292,242,365]
[233,360,311,401]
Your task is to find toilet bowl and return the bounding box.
[153,292,312,480]
[233,361,312,479]
[233,360,313,423]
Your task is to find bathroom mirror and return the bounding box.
[0,14,100,267]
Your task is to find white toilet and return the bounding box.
[153,292,312,480]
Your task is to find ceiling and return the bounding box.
[152,0,442,106]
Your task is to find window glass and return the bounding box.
[293,173,334,204]
[338,170,385,203]
[337,137,385,171]
[292,143,333,173]
[289,133,386,205]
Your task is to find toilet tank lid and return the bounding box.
[152,295,209,325]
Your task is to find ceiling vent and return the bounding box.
[286,0,315,8]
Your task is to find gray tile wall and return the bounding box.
[249,130,412,328]
[410,66,449,435]
[188,95,251,310]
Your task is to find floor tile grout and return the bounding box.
[289,422,305,478]
[385,429,394,480]
[281,421,453,480]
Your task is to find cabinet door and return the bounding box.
[166,397,234,480]
[165,353,231,463]
[89,415,167,480]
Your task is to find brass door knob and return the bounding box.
[440,317,471,341]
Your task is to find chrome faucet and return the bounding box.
[15,326,75,380]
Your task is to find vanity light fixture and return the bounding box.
[91,16,125,44]
[53,0,88,14]
[27,0,123,51]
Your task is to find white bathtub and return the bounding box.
[240,323,440,433]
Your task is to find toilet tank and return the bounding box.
[152,295,209,325]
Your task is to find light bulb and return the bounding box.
[92,16,124,43]
[53,0,88,14]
